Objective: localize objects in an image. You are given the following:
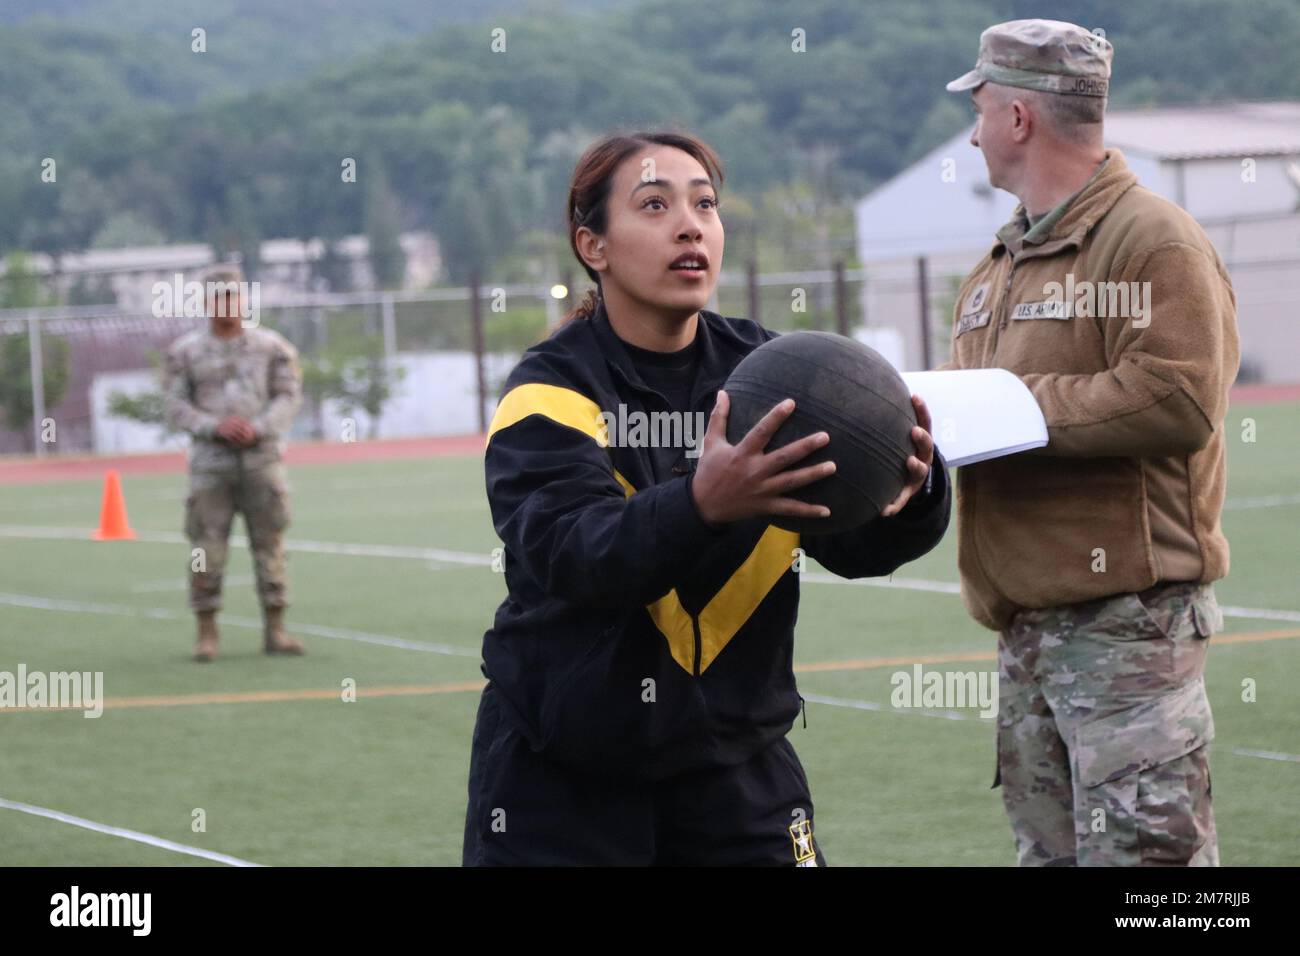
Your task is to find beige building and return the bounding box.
[7,232,442,313]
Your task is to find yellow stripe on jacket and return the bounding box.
[487,381,799,672]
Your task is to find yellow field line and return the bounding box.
[1216,628,1300,644]
[3,629,1297,714]
[793,628,1300,673]
[107,679,487,708]
[795,649,995,673]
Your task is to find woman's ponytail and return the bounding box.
[562,286,601,325]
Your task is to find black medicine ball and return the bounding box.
[722,331,916,534]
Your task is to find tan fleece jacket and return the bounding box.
[945,149,1240,631]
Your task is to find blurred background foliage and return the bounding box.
[1,0,1295,281]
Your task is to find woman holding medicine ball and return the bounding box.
[463,129,948,866]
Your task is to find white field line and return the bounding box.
[7,489,1289,512]
[801,692,982,723]
[801,571,962,594]
[1223,493,1300,510]
[0,796,262,866]
[0,591,480,658]
[132,573,255,593]
[1215,604,1300,624]
[2,588,1290,766]
[799,572,1300,627]
[7,483,1295,508]
[3,525,1300,624]
[0,475,437,510]
[1229,748,1300,764]
[800,697,1298,765]
[0,525,490,566]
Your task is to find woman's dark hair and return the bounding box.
[563,129,724,323]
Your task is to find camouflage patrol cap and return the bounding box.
[946,19,1112,97]
[198,262,244,285]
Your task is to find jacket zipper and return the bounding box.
[692,615,703,678]
[998,258,1018,331]
[990,257,1019,365]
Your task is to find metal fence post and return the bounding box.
[834,260,848,337]
[469,271,487,434]
[747,259,760,324]
[917,256,933,370]
[381,293,396,363]
[28,316,47,457]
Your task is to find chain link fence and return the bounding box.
[4,241,1292,458]
[0,267,932,457]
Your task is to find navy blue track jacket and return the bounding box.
[481,301,951,782]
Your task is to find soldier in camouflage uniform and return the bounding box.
[164,264,305,662]
[944,22,1239,865]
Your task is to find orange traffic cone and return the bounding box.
[91,470,136,541]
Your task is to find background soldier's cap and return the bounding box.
[198,262,245,286]
[946,19,1112,97]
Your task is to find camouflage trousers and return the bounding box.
[996,582,1222,867]
[184,461,291,613]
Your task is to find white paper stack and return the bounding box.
[899,369,1048,467]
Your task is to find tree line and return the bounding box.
[1,0,1296,289]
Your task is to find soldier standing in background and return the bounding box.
[943,20,1239,865]
[164,263,306,662]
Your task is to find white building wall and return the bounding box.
[1175,156,1299,220]
[91,350,519,454]
[855,124,1300,379]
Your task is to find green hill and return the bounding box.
[4,0,1298,270]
